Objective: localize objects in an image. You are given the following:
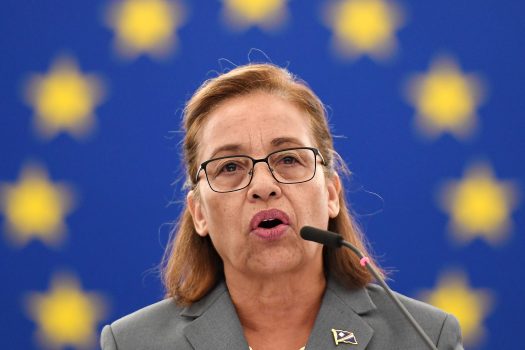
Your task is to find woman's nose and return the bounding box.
[247,162,282,201]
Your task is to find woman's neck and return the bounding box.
[225,268,326,350]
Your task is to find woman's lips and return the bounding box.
[250,209,290,241]
[251,224,289,241]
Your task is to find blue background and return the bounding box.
[1,0,524,349]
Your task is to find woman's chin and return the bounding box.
[244,248,306,276]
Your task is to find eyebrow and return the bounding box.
[209,144,244,159]
[208,137,306,159]
[271,137,304,147]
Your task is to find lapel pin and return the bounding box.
[332,329,358,346]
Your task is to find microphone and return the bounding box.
[300,226,342,248]
[300,226,438,350]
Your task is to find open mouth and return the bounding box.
[258,218,283,229]
[250,209,290,232]
[250,209,290,240]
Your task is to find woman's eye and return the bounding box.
[279,155,301,165]
[222,163,238,172]
[280,156,299,165]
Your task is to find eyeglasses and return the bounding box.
[195,147,326,193]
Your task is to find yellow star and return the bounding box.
[222,0,288,31]
[324,0,404,60]
[406,56,485,139]
[106,0,185,59]
[25,56,105,140]
[25,273,107,349]
[420,271,492,346]
[439,163,518,244]
[0,164,75,247]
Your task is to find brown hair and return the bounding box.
[162,63,381,305]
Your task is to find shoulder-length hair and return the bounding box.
[162,63,382,305]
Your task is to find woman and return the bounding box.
[101,63,463,349]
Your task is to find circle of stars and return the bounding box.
[106,0,185,59]
[438,162,518,244]
[24,56,105,140]
[420,271,493,347]
[221,0,288,31]
[406,56,485,139]
[0,164,75,247]
[25,273,107,349]
[325,0,404,61]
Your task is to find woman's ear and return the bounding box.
[327,172,341,218]
[187,190,209,236]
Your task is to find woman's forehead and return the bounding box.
[197,93,315,159]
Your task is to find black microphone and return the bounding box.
[300,225,342,248]
[300,226,438,350]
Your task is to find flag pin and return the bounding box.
[332,329,358,346]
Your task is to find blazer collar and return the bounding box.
[306,278,376,349]
[181,281,249,349]
[180,278,376,350]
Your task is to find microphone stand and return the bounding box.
[340,240,438,350]
[301,226,438,350]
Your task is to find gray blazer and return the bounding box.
[101,278,463,350]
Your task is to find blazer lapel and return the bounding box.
[306,279,376,350]
[181,282,248,350]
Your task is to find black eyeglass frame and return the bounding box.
[194,147,327,193]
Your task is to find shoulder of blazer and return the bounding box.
[106,282,229,349]
[365,283,460,347]
[365,283,449,325]
[327,279,461,348]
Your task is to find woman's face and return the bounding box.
[188,92,340,280]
